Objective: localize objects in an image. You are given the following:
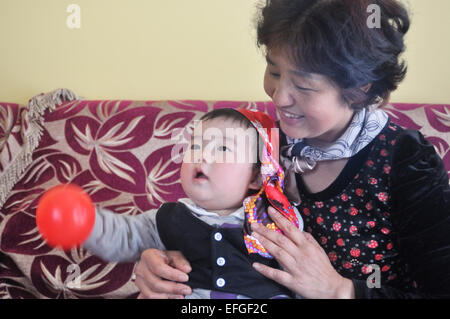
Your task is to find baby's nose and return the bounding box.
[202,147,217,164]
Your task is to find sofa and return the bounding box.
[0,89,449,299]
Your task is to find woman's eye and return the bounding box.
[295,85,313,92]
[269,72,280,78]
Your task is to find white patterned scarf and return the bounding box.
[281,108,389,204]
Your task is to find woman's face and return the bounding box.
[263,47,355,143]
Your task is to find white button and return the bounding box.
[216,277,225,287]
[214,232,222,241]
[216,257,226,266]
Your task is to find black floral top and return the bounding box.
[282,119,450,298]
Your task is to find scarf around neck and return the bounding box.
[280,107,389,204]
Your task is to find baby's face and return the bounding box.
[180,117,260,213]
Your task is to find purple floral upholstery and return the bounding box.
[0,98,448,298]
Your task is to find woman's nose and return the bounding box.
[271,81,294,108]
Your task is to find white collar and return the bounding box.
[177,198,245,221]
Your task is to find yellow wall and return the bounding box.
[1,0,449,105]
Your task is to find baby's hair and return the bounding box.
[256,0,410,109]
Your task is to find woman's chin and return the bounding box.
[279,120,307,140]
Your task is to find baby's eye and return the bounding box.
[190,144,201,150]
[217,145,230,152]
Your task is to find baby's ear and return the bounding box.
[249,168,263,190]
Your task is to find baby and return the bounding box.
[83,108,303,299]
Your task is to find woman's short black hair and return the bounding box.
[256,0,410,109]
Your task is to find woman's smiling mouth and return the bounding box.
[278,109,305,124]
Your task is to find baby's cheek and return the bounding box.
[179,163,191,188]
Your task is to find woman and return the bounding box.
[134,0,450,298]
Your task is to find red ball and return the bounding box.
[36,184,95,250]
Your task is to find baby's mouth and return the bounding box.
[193,168,208,181]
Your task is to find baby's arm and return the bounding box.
[83,207,165,263]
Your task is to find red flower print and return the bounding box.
[379,134,386,141]
[336,238,344,247]
[375,254,383,261]
[383,165,391,174]
[387,242,394,250]
[380,149,388,157]
[366,160,374,167]
[333,222,342,232]
[378,192,388,202]
[382,265,391,272]
[342,261,353,269]
[303,208,310,216]
[329,206,337,213]
[361,265,374,275]
[369,178,378,185]
[350,248,361,258]
[316,216,324,225]
[391,139,397,145]
[388,274,397,281]
[315,201,324,208]
[366,221,376,228]
[365,202,373,210]
[381,227,390,235]
[349,207,359,216]
[355,188,364,196]
[328,252,338,263]
[349,225,358,235]
[341,193,349,201]
[367,240,379,249]
[320,236,327,245]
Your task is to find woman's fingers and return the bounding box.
[251,226,296,266]
[166,250,192,274]
[134,249,192,298]
[252,262,293,290]
[135,269,185,299]
[267,206,306,246]
[142,249,190,283]
[302,229,323,250]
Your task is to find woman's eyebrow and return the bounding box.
[266,55,317,80]
[290,69,316,80]
[266,55,275,66]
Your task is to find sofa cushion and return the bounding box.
[0,98,448,298]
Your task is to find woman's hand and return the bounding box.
[134,249,192,299]
[251,207,355,299]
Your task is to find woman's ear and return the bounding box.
[361,83,372,93]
